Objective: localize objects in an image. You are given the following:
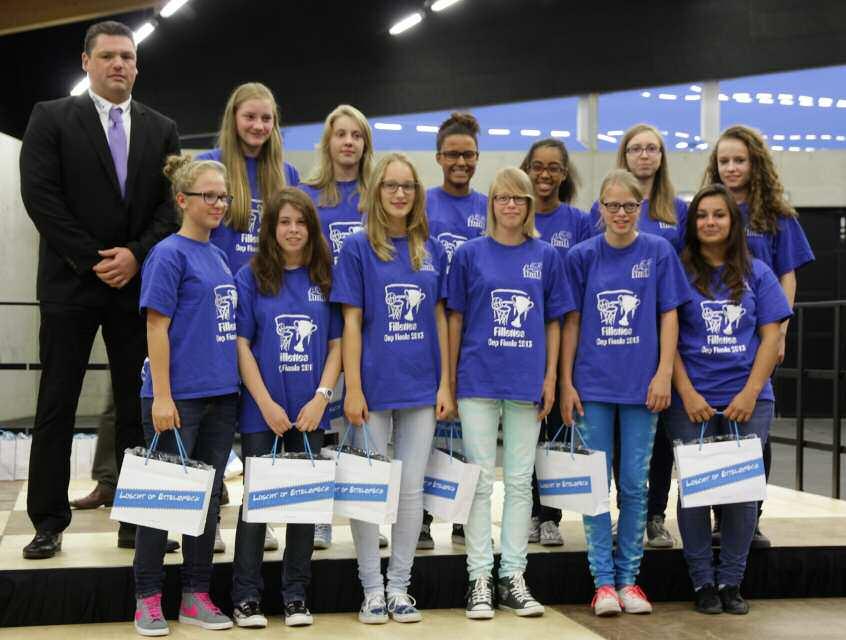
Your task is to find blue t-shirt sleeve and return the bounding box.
[284,162,300,187]
[432,240,449,300]
[446,244,469,313]
[754,262,793,326]
[544,248,574,321]
[656,241,691,312]
[234,267,257,341]
[565,247,587,313]
[328,302,343,340]
[772,215,815,276]
[330,235,365,307]
[139,245,182,317]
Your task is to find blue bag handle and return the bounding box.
[270,435,281,465]
[696,411,742,450]
[337,423,375,466]
[145,429,188,474]
[302,431,316,467]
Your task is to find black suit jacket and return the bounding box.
[20,94,180,310]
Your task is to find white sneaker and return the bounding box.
[358,592,388,624]
[387,593,422,623]
[264,525,279,551]
[617,585,653,614]
[591,586,622,617]
[539,520,563,546]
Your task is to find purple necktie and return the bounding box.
[108,106,128,197]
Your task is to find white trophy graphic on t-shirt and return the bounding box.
[550,230,572,249]
[437,232,467,263]
[385,283,426,322]
[213,285,238,321]
[328,221,364,258]
[275,314,318,353]
[701,300,746,335]
[248,211,258,234]
[491,289,535,328]
[596,289,640,327]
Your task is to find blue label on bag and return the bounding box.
[113,488,205,510]
[423,476,458,500]
[681,458,765,495]
[334,482,388,502]
[538,476,592,495]
[247,481,334,510]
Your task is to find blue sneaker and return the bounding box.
[358,592,388,624]
[387,593,422,623]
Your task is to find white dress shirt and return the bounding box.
[88,89,132,154]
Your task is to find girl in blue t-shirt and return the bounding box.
[668,184,791,615]
[519,137,591,548]
[197,82,300,275]
[449,167,573,620]
[229,187,342,629]
[331,153,452,625]
[133,155,239,635]
[561,169,690,617]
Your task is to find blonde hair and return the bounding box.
[361,153,429,270]
[216,82,287,231]
[599,169,644,203]
[485,167,539,238]
[162,154,228,220]
[616,124,677,224]
[302,104,374,207]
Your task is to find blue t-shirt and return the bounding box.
[426,187,488,265]
[535,203,593,261]
[196,148,300,274]
[589,197,689,253]
[299,180,363,266]
[739,202,815,277]
[235,266,342,433]
[331,232,448,411]
[140,234,239,400]
[447,236,574,403]
[674,259,792,407]
[567,233,691,405]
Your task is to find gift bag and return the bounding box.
[322,425,402,525]
[14,432,31,480]
[534,424,610,516]
[243,433,335,524]
[423,423,479,524]
[71,433,97,480]
[0,430,16,481]
[110,430,215,536]
[674,420,766,509]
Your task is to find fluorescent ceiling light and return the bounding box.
[805,134,817,140]
[771,145,784,151]
[821,134,832,140]
[70,77,90,96]
[657,93,677,100]
[416,125,438,133]
[607,130,623,136]
[778,93,793,100]
[597,134,617,143]
[675,131,689,139]
[487,128,510,136]
[432,0,463,11]
[550,130,570,138]
[160,0,190,18]
[640,91,651,98]
[773,134,785,140]
[789,134,801,140]
[374,122,402,131]
[389,12,423,35]
[684,94,700,101]
[690,85,702,93]
[696,143,709,150]
[718,93,729,101]
[837,100,846,108]
[675,142,688,149]
[520,129,541,137]
[818,97,833,108]
[837,136,846,141]
[788,146,800,152]
[805,147,815,152]
[134,21,155,44]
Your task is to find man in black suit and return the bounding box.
[19,20,180,558]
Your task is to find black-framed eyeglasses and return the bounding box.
[625,144,661,157]
[493,194,529,206]
[602,200,640,214]
[437,150,479,162]
[183,191,233,206]
[528,161,565,176]
[381,181,418,194]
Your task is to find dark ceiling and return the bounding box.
[2,0,846,142]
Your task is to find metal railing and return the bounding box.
[772,300,846,499]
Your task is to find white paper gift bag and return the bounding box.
[322,425,402,525]
[110,430,214,536]
[0,430,16,481]
[423,425,479,524]
[14,432,32,480]
[674,422,766,509]
[71,433,97,480]
[243,434,335,524]
[534,425,610,517]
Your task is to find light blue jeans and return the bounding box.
[458,398,541,580]
[578,402,657,588]
[348,406,435,595]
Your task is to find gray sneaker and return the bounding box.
[313,523,332,550]
[539,520,563,547]
[417,523,435,550]
[134,593,169,637]
[645,515,674,548]
[528,516,540,543]
[178,592,233,630]
[264,525,279,551]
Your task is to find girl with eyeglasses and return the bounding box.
[703,125,814,548]
[133,155,239,635]
[449,168,573,620]
[418,111,487,550]
[561,169,689,617]
[669,183,790,615]
[519,138,592,549]
[229,187,341,629]
[331,153,452,625]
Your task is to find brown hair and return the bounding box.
[681,183,751,303]
[436,111,480,151]
[251,187,332,298]
[616,124,677,224]
[519,138,579,204]
[84,20,134,54]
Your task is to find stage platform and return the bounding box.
[1,477,845,630]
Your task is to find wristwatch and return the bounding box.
[316,387,333,401]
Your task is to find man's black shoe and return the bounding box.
[23,531,62,559]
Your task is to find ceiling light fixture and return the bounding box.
[160,0,191,18]
[431,0,463,11]
[389,12,423,35]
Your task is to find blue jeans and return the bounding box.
[134,394,237,598]
[665,401,772,589]
[231,428,325,605]
[349,407,435,595]
[458,398,541,580]
[579,402,657,588]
